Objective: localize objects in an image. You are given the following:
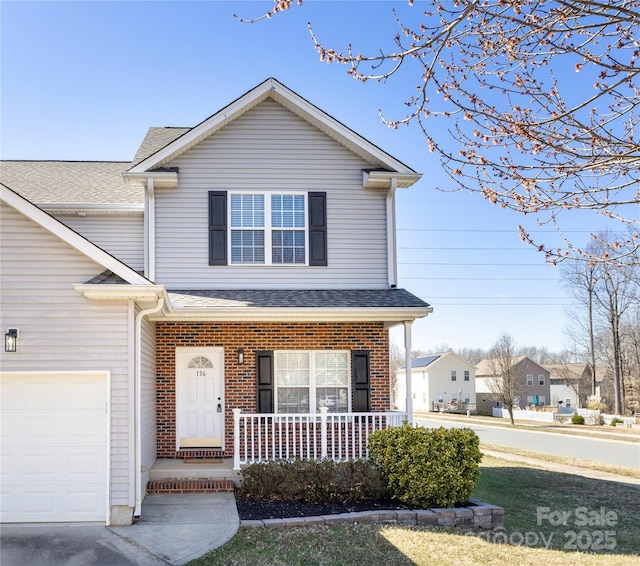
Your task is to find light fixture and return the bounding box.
[5,328,18,352]
[237,348,244,365]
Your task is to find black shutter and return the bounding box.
[352,350,371,412]
[256,350,274,413]
[208,191,227,265]
[308,191,327,266]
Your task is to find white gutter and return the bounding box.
[147,177,156,282]
[134,297,165,517]
[154,306,432,323]
[386,177,398,288]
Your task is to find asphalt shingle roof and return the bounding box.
[167,288,430,310]
[131,127,191,167]
[0,161,140,205]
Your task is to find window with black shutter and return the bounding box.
[208,190,327,266]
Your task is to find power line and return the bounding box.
[401,264,557,268]
[397,228,594,233]
[404,277,559,280]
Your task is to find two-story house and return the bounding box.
[395,351,476,413]
[475,356,550,414]
[0,79,431,526]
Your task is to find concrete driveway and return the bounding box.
[0,523,167,566]
[0,493,239,566]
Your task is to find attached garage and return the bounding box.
[1,372,108,523]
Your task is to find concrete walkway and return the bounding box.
[482,449,640,489]
[110,493,239,565]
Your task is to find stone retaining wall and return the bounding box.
[242,498,504,530]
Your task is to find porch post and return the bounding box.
[320,407,328,459]
[404,320,414,424]
[233,408,241,471]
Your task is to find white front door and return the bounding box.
[176,348,224,449]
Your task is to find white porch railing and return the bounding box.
[232,407,407,470]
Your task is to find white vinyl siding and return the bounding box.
[139,315,156,494]
[154,100,388,289]
[56,214,144,271]
[0,203,133,511]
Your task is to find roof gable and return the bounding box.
[126,78,421,186]
[1,183,150,286]
[475,356,549,376]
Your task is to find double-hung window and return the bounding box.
[209,190,327,267]
[526,374,534,386]
[451,370,457,382]
[274,351,349,413]
[230,194,265,263]
[230,193,306,265]
[538,374,545,386]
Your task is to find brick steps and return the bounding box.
[146,478,236,495]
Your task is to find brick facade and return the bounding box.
[156,321,391,459]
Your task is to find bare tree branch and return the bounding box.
[242,0,640,266]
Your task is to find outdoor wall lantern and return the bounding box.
[237,348,244,365]
[5,328,19,352]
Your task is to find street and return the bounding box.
[415,415,640,470]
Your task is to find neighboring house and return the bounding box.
[395,352,476,413]
[546,362,588,408]
[0,79,432,525]
[546,362,612,409]
[475,356,550,414]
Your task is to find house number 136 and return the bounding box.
[196,370,207,377]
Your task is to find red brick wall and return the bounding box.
[156,321,390,458]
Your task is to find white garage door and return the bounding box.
[1,372,108,523]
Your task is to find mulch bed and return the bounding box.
[235,496,463,521]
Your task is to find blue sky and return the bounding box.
[1,1,597,353]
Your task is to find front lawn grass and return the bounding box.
[190,455,640,566]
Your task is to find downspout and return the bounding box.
[134,297,164,517]
[147,177,156,282]
[386,177,398,288]
[404,320,414,424]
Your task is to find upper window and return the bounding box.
[538,374,545,386]
[230,193,306,265]
[451,370,457,381]
[209,190,327,267]
[464,370,470,381]
[526,374,534,386]
[274,351,350,413]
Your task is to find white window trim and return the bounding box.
[526,374,534,386]
[274,350,351,413]
[228,190,308,266]
[538,374,545,386]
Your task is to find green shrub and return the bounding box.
[238,458,386,503]
[611,417,624,427]
[367,424,482,508]
[571,413,585,425]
